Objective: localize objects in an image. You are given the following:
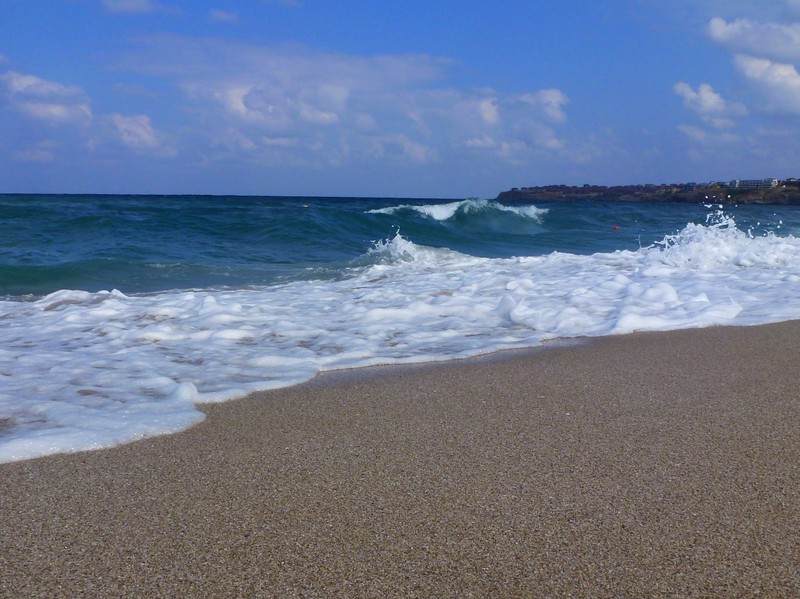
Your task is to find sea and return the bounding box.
[2,194,800,463]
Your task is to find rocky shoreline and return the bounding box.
[497,183,800,205]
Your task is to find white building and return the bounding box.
[729,178,779,190]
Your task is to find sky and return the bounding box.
[2,1,800,198]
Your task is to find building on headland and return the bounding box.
[498,176,800,205]
[725,178,779,190]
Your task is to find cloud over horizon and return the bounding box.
[668,2,800,173]
[705,13,800,115]
[1,69,168,160]
[118,36,573,169]
[707,17,800,63]
[1,71,92,125]
[3,1,800,195]
[673,82,746,128]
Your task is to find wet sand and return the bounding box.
[2,322,799,597]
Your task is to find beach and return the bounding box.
[2,321,799,598]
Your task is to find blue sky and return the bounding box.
[2,0,800,197]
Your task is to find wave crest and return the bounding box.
[645,210,800,270]
[368,198,548,223]
[361,232,464,266]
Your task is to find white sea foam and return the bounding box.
[2,213,800,462]
[368,198,548,221]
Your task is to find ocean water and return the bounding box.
[2,194,800,463]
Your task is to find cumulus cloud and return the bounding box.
[708,17,800,63]
[733,55,800,114]
[518,89,569,123]
[2,68,168,158]
[215,127,257,150]
[1,71,92,124]
[19,102,92,123]
[674,82,724,114]
[122,36,571,167]
[110,113,161,148]
[700,7,800,117]
[701,8,800,123]
[377,134,437,164]
[673,82,746,127]
[3,71,82,99]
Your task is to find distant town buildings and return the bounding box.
[724,178,779,190]
[500,177,798,204]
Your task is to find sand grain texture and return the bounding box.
[2,322,799,597]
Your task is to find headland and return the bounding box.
[498,178,800,205]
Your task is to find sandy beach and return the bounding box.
[2,322,799,597]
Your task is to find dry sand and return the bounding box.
[2,322,799,598]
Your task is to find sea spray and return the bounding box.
[2,195,800,462]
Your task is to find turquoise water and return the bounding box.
[3,194,800,462]
[1,194,794,298]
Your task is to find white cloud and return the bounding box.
[1,71,92,124]
[708,17,800,63]
[19,102,92,123]
[2,71,82,98]
[674,82,724,113]
[378,134,436,164]
[701,10,800,122]
[122,37,572,167]
[518,89,569,123]
[733,55,800,114]
[735,55,800,88]
[214,127,257,150]
[673,82,746,127]
[110,113,161,148]
[519,123,564,150]
[678,125,709,143]
[499,93,568,152]
[478,98,499,125]
[2,68,169,159]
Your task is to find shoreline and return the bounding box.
[3,322,799,597]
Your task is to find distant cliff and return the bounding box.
[497,183,800,205]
